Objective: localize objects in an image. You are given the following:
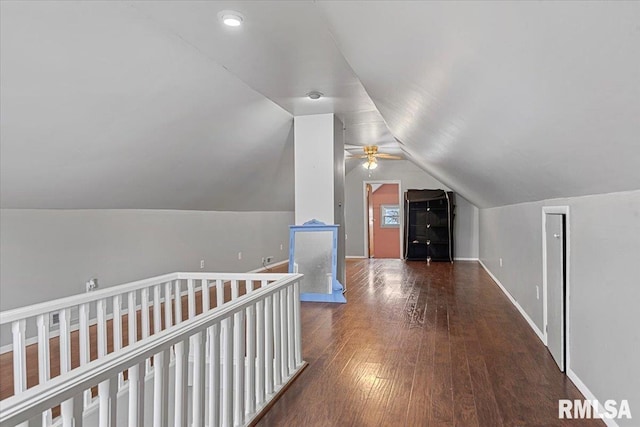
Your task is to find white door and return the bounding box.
[546,214,565,371]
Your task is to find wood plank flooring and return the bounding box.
[257,259,603,427]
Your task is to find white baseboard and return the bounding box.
[454,257,479,261]
[346,256,367,259]
[567,369,621,427]
[478,259,545,343]
[247,259,288,273]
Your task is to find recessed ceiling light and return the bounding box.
[307,91,323,100]
[218,10,244,27]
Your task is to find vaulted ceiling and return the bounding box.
[1,1,638,210]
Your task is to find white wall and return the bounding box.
[0,209,293,311]
[294,114,336,225]
[344,160,479,259]
[479,190,640,426]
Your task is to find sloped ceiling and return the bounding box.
[2,1,639,211]
[0,1,295,211]
[319,1,640,207]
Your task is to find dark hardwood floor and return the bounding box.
[257,259,602,427]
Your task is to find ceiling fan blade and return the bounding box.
[346,154,369,159]
[375,154,404,160]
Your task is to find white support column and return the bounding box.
[294,113,346,283]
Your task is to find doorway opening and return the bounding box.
[542,206,570,373]
[364,181,402,259]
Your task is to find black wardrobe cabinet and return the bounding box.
[404,189,455,262]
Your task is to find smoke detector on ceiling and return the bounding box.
[306,91,323,100]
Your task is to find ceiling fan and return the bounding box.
[346,145,403,170]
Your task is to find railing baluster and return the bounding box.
[256,298,265,405]
[175,280,183,324]
[67,393,84,427]
[12,319,27,395]
[97,376,115,427]
[208,324,220,427]
[141,288,150,339]
[216,279,224,307]
[96,299,110,426]
[174,339,189,427]
[164,282,174,363]
[112,295,123,387]
[287,285,295,373]
[164,282,173,328]
[246,302,256,414]
[153,349,169,427]
[128,361,145,427]
[127,291,137,347]
[37,314,53,426]
[293,280,303,366]
[192,331,206,427]
[108,376,118,427]
[280,288,289,379]
[141,288,151,373]
[187,278,196,320]
[273,291,282,386]
[126,291,143,427]
[231,279,239,300]
[234,308,245,423]
[78,303,91,406]
[153,284,163,334]
[265,295,274,395]
[222,316,234,427]
[202,279,210,311]
[60,308,73,427]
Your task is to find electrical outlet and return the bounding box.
[499,258,503,267]
[265,256,274,264]
[200,259,205,269]
[238,251,242,260]
[536,285,540,300]
[86,278,98,292]
[280,243,284,251]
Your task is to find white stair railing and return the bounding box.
[0,272,305,427]
[0,272,296,426]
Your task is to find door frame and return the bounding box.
[362,180,403,259]
[542,205,570,371]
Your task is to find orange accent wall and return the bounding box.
[372,184,400,258]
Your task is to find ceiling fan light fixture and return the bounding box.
[362,158,378,170]
[218,10,244,27]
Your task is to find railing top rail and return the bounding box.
[0,271,293,325]
[0,272,302,426]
